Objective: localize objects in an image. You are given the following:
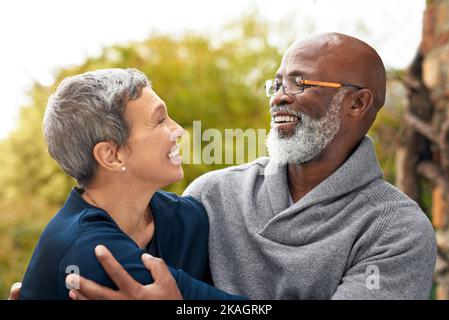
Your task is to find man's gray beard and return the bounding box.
[266,88,349,165]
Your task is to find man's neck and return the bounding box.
[287,141,356,203]
[81,178,156,249]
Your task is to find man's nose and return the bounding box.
[270,88,295,107]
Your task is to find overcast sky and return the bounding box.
[0,0,426,139]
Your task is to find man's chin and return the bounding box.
[267,136,322,166]
[273,123,297,138]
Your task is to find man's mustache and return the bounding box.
[270,105,302,117]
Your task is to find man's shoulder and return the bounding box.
[361,179,434,241]
[348,179,436,291]
[200,156,270,179]
[362,179,424,212]
[183,157,270,199]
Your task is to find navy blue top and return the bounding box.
[20,188,246,300]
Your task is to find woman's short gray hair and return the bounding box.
[43,68,150,187]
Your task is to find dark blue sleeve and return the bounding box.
[60,210,247,300]
[175,269,248,300]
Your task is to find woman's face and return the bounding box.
[122,86,184,188]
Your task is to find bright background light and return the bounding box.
[0,0,426,139]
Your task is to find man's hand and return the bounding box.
[8,282,21,300]
[66,245,183,300]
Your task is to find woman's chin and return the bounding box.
[143,157,184,189]
[174,167,184,181]
[157,167,184,190]
[167,165,184,184]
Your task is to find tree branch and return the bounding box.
[418,161,449,192]
[440,118,449,176]
[404,111,439,143]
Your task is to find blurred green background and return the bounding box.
[0,14,416,298]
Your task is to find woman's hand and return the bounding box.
[66,245,183,300]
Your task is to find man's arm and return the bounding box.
[182,170,217,201]
[332,206,437,300]
[67,245,182,300]
[67,245,247,300]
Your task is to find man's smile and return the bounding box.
[272,111,301,135]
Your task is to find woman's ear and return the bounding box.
[92,141,124,172]
[347,89,374,117]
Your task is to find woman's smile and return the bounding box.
[168,143,182,165]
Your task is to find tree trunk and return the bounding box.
[396,51,433,207]
[396,12,449,297]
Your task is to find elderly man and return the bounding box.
[180,32,436,299]
[10,32,437,300]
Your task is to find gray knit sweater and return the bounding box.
[183,136,437,299]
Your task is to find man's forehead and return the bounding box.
[276,47,329,77]
[276,37,346,78]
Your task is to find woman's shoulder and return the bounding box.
[37,204,106,255]
[59,208,146,287]
[39,206,128,263]
[38,193,133,267]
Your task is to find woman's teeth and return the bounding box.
[168,145,180,158]
[168,144,182,165]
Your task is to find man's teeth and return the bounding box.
[274,115,298,123]
[169,145,180,158]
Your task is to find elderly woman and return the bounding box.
[19,68,245,300]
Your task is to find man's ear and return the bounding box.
[347,89,374,117]
[92,141,125,172]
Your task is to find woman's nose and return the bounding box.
[170,126,184,142]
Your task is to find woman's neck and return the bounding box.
[81,181,156,249]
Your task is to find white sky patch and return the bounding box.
[0,0,426,139]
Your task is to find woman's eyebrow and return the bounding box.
[148,101,166,117]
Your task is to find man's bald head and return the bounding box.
[283,33,386,110]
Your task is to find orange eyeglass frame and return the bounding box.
[265,76,363,97]
[302,79,343,88]
[300,77,363,90]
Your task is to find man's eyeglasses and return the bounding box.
[264,75,363,97]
